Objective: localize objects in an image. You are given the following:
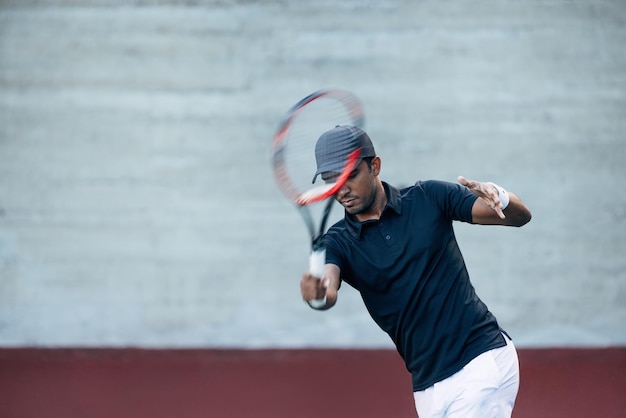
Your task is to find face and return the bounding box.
[322,157,381,216]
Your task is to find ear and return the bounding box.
[372,156,381,176]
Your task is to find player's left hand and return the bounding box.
[458,176,506,219]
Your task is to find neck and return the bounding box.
[355,181,387,222]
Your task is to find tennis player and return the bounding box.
[301,125,532,418]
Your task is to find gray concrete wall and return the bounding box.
[0,0,624,348]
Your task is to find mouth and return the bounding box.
[341,197,356,208]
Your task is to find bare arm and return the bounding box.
[458,176,532,226]
[300,263,341,310]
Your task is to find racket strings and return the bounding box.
[272,89,365,252]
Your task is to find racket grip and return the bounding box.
[308,248,327,308]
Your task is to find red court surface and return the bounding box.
[1,348,624,418]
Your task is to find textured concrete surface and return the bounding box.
[0,0,625,347]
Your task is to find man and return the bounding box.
[300,125,532,418]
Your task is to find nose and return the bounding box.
[335,182,350,200]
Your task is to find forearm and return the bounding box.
[459,176,532,226]
[470,190,532,226]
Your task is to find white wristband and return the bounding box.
[488,182,510,210]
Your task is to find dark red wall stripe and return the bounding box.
[1,348,624,418]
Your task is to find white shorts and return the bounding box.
[413,335,519,418]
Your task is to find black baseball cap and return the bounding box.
[312,125,376,183]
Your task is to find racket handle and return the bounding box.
[308,248,327,308]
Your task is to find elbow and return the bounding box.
[512,210,532,227]
[520,213,532,227]
[521,206,532,225]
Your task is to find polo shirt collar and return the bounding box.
[344,182,402,239]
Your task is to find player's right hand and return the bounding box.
[300,272,328,303]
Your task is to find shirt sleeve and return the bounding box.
[419,180,478,223]
[323,231,344,270]
[322,228,351,289]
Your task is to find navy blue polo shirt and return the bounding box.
[324,180,507,392]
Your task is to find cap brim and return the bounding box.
[312,159,361,183]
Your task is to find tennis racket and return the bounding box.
[271,89,365,308]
